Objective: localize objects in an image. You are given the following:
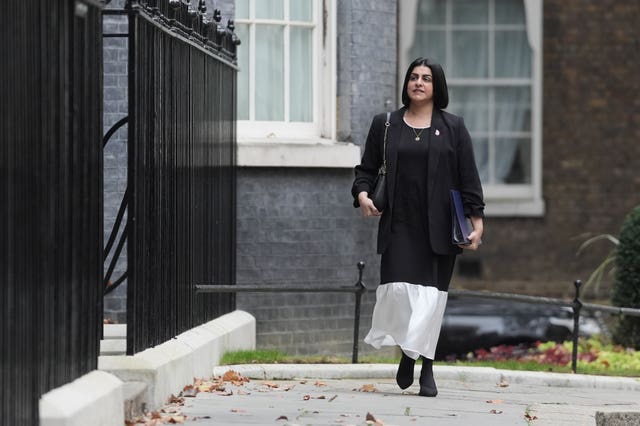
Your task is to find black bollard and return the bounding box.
[571,279,583,373]
[352,261,367,364]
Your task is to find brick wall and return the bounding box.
[234,168,386,356]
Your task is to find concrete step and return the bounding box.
[100,338,126,356]
[103,323,127,339]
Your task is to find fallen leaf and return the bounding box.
[262,381,279,388]
[215,389,233,396]
[314,380,327,387]
[489,409,503,414]
[497,379,510,387]
[230,409,246,413]
[524,412,538,421]
[355,384,379,393]
[366,412,385,425]
[222,370,249,385]
[276,415,288,421]
[300,380,308,384]
[181,385,198,398]
[303,394,311,400]
[166,415,186,423]
[167,394,184,404]
[486,399,504,404]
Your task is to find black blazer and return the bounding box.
[352,107,484,255]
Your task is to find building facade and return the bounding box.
[103,0,640,357]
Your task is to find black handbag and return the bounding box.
[450,189,472,245]
[370,112,391,211]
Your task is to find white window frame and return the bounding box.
[235,0,360,167]
[398,0,544,216]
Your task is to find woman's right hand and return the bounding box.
[358,192,382,217]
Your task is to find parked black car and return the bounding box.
[435,296,603,360]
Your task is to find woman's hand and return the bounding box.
[358,191,382,217]
[459,216,483,250]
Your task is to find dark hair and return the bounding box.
[401,57,449,109]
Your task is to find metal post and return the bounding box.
[571,279,583,373]
[352,261,366,364]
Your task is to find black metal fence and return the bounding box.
[1,0,104,424]
[197,262,640,373]
[125,0,239,354]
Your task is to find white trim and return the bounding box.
[322,0,337,140]
[237,139,361,168]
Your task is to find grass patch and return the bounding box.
[220,348,640,378]
[220,350,348,365]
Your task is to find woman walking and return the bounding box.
[352,57,485,397]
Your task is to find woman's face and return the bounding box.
[406,65,434,105]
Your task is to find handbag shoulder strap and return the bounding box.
[382,112,390,172]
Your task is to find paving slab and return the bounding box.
[178,365,640,426]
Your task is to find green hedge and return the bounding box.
[612,205,640,349]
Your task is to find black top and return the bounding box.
[352,107,484,255]
[381,121,456,290]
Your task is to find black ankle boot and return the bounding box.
[418,357,437,397]
[395,352,415,390]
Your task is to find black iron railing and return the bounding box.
[124,1,239,354]
[196,262,640,373]
[1,0,104,424]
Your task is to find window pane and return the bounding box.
[417,0,446,25]
[495,30,531,78]
[236,24,250,120]
[236,0,249,19]
[451,31,488,78]
[495,87,531,132]
[290,27,313,122]
[410,30,446,65]
[291,0,313,22]
[256,0,283,20]
[495,0,525,24]
[496,138,531,184]
[472,137,489,182]
[255,25,284,121]
[449,86,489,132]
[452,0,488,25]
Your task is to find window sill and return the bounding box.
[484,197,546,217]
[237,138,361,168]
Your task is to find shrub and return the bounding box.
[611,205,640,349]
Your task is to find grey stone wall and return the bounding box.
[337,1,398,145]
[234,168,388,357]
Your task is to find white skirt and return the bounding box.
[364,282,448,360]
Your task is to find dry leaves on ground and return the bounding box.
[125,409,187,425]
[354,384,379,393]
[366,412,385,425]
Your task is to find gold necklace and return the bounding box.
[411,126,426,141]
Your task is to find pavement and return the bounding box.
[170,364,640,426]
